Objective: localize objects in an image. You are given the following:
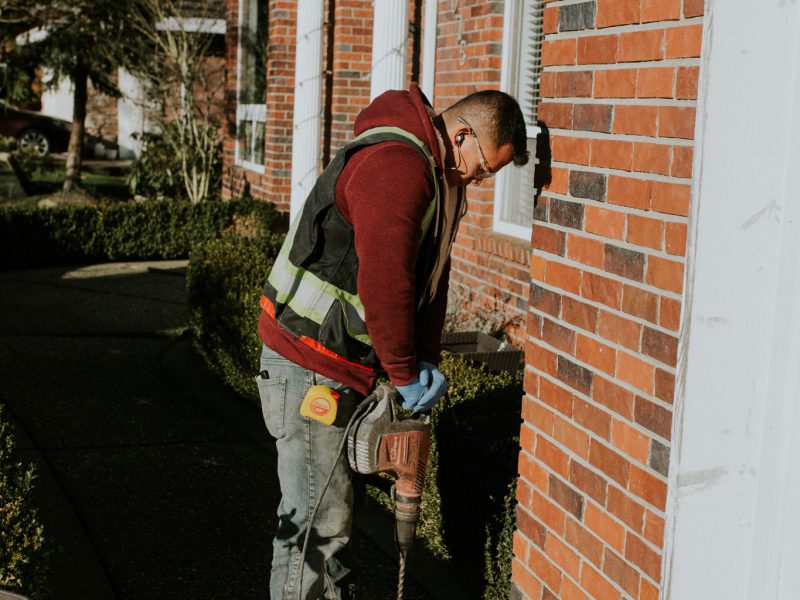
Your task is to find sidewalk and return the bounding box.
[0,261,472,600]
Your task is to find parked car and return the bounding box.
[0,99,72,156]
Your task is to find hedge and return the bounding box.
[0,198,277,270]
[185,232,522,598]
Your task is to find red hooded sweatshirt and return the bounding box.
[258,84,450,395]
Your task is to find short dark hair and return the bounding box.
[446,90,530,167]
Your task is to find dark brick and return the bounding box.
[532,225,566,256]
[550,198,584,230]
[530,284,561,318]
[603,548,640,597]
[604,245,645,281]
[569,460,607,504]
[516,505,547,548]
[559,1,596,31]
[573,104,613,133]
[642,327,679,366]
[557,355,593,395]
[650,439,670,476]
[634,397,672,440]
[549,475,584,519]
[655,368,675,403]
[569,170,607,201]
[533,195,549,223]
[542,317,575,353]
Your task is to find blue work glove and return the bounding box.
[396,362,448,413]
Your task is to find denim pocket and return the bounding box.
[256,373,287,439]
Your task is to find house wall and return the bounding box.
[513,1,704,598]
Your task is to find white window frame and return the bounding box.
[494,0,544,240]
[235,0,267,173]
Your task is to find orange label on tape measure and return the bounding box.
[310,398,331,416]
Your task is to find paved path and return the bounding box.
[0,261,470,600]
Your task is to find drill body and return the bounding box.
[346,385,431,555]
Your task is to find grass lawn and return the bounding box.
[28,166,131,201]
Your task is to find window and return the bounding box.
[494,0,545,240]
[236,0,267,171]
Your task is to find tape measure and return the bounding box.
[300,385,340,426]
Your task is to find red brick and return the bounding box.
[641,0,680,22]
[627,214,664,251]
[529,343,558,377]
[574,396,613,439]
[517,504,548,547]
[538,102,574,129]
[536,435,571,479]
[573,104,614,133]
[580,563,622,600]
[542,38,578,66]
[539,377,574,417]
[671,145,693,178]
[598,310,640,352]
[637,67,675,98]
[547,167,570,194]
[659,106,696,139]
[608,175,651,210]
[570,461,608,506]
[595,69,637,98]
[612,418,651,465]
[589,439,630,487]
[603,548,641,596]
[625,532,662,581]
[585,501,626,552]
[607,486,645,532]
[533,224,567,256]
[567,234,606,270]
[659,296,681,331]
[513,559,544,599]
[552,135,591,165]
[553,415,590,460]
[596,0,640,28]
[534,488,569,537]
[562,296,599,333]
[633,142,671,176]
[543,5,559,34]
[514,530,529,561]
[646,255,685,294]
[585,206,625,240]
[617,352,656,395]
[531,284,560,318]
[666,24,703,58]
[644,510,665,548]
[581,272,623,310]
[634,396,673,440]
[684,0,705,17]
[655,369,675,404]
[651,181,691,216]
[565,519,604,570]
[562,578,590,600]
[529,546,564,594]
[556,71,594,98]
[665,221,688,256]
[523,397,555,437]
[613,105,658,136]
[593,376,635,420]
[545,532,582,580]
[540,71,557,97]
[576,334,615,376]
[618,30,665,63]
[578,35,619,64]
[546,261,583,295]
[629,465,668,509]
[531,254,547,281]
[591,139,633,171]
[676,66,700,99]
[640,578,661,600]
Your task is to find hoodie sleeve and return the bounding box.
[335,141,435,386]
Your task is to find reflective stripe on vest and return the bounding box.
[266,126,440,349]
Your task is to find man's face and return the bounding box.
[446,117,514,187]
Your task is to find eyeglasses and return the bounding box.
[457,116,495,180]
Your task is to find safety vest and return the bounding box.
[260,126,442,371]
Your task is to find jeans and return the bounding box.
[257,345,361,600]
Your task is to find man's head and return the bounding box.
[439,90,529,187]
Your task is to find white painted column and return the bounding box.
[290,0,324,221]
[40,69,73,122]
[117,68,148,159]
[664,1,800,598]
[421,0,438,102]
[370,0,408,101]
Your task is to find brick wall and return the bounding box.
[512,1,704,598]
[433,0,532,345]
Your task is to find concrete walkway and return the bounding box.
[0,261,472,600]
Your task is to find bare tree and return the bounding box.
[126,0,225,204]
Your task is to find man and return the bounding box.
[256,83,529,599]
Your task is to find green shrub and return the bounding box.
[186,232,284,400]
[0,405,47,597]
[0,198,276,270]
[0,135,18,152]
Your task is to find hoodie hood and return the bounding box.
[353,83,443,169]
